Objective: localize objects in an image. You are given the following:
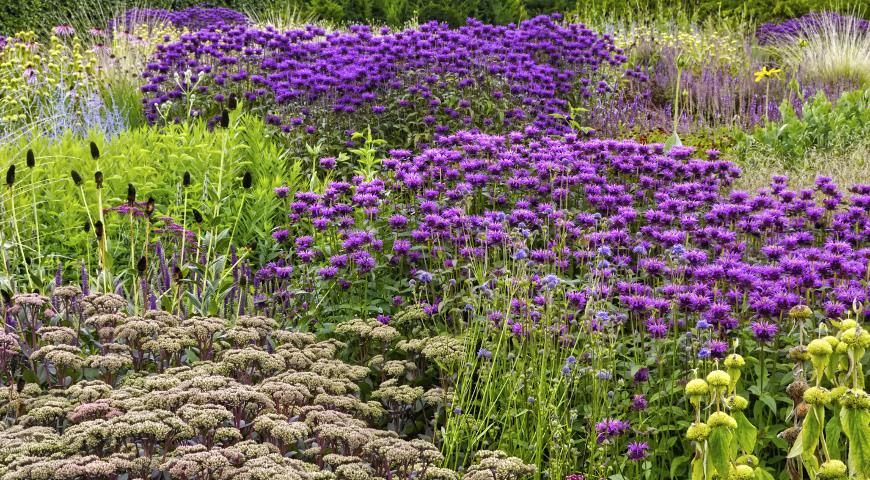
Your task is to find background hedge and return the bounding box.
[0,0,864,36]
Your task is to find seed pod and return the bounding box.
[183,171,191,187]
[26,149,35,168]
[5,165,15,187]
[89,141,100,160]
[193,209,203,224]
[94,171,103,189]
[227,93,237,110]
[94,220,104,239]
[136,256,147,274]
[219,109,230,128]
[127,183,136,205]
[71,170,83,186]
[242,171,252,189]
[145,197,155,217]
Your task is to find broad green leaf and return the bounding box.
[801,404,824,475]
[840,407,870,477]
[734,411,758,453]
[825,406,842,460]
[691,455,706,480]
[788,433,804,459]
[709,427,732,479]
[753,467,776,480]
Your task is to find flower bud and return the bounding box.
[789,305,813,320]
[686,422,710,441]
[729,465,754,480]
[685,379,709,397]
[706,370,730,388]
[817,460,847,479]
[707,411,737,428]
[803,386,831,406]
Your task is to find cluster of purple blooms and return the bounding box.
[110,6,250,33]
[140,14,627,136]
[265,129,869,353]
[756,12,869,44]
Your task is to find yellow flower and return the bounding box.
[754,66,783,83]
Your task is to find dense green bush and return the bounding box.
[741,87,870,165]
[6,0,863,36]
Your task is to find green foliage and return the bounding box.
[0,112,299,290]
[739,87,870,169]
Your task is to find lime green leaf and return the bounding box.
[709,427,733,479]
[840,407,870,477]
[825,406,842,459]
[734,411,758,453]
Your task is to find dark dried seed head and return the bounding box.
[193,209,203,224]
[71,170,83,186]
[89,141,100,160]
[183,171,191,187]
[94,220,104,239]
[786,380,809,402]
[26,150,35,168]
[83,221,91,232]
[242,171,252,189]
[5,165,15,187]
[94,171,103,189]
[127,183,136,205]
[219,109,230,128]
[145,197,155,216]
[227,93,237,110]
[137,256,147,273]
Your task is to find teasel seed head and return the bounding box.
[220,109,230,128]
[71,170,83,186]
[193,209,203,224]
[94,220,104,239]
[242,171,252,189]
[228,93,238,110]
[5,164,15,187]
[89,141,100,160]
[94,171,103,189]
[145,197,155,217]
[26,149,35,168]
[137,256,147,274]
[183,171,191,187]
[127,183,136,205]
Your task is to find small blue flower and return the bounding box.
[596,311,609,321]
[697,348,711,359]
[416,270,433,282]
[596,370,612,380]
[632,245,647,255]
[562,365,572,375]
[566,355,577,364]
[696,319,712,329]
[477,348,492,359]
[671,244,686,256]
[513,249,527,260]
[597,246,612,256]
